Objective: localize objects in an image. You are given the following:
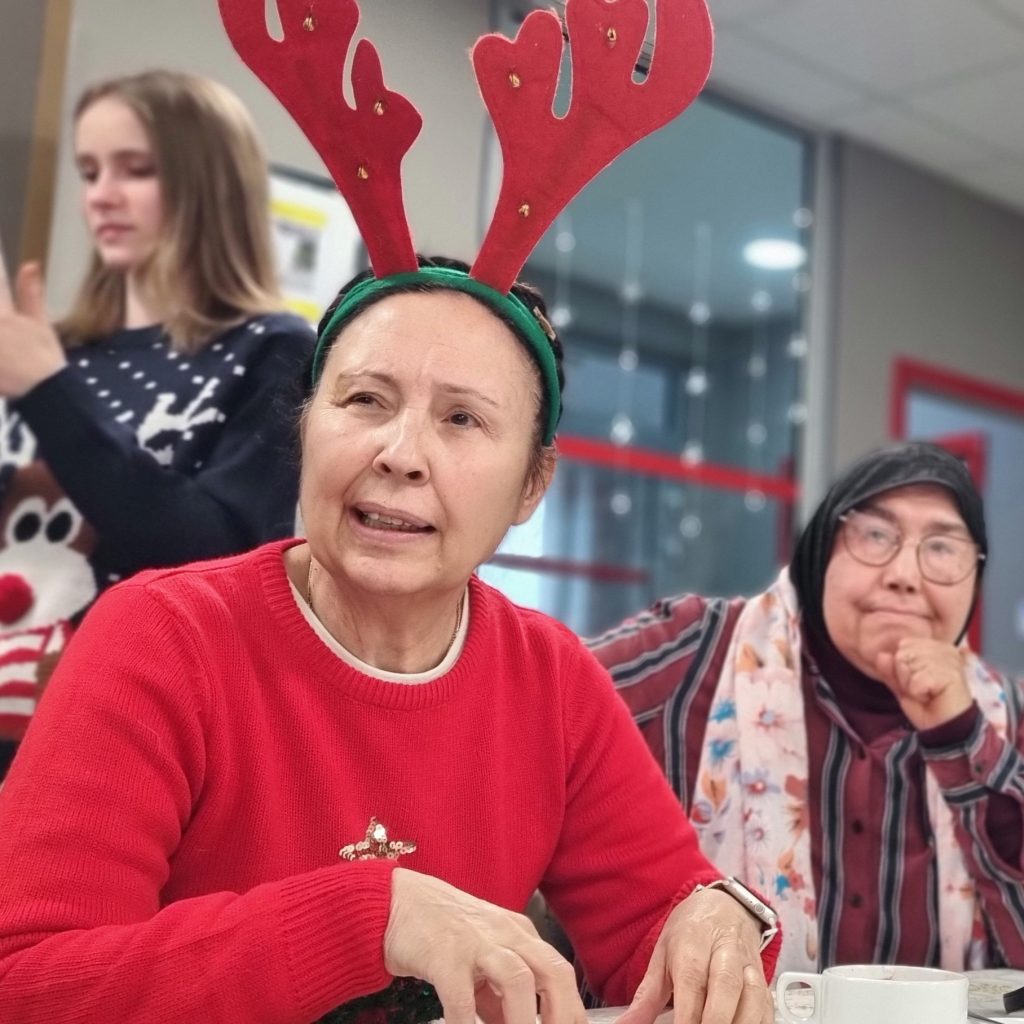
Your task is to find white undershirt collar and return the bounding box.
[288,577,469,684]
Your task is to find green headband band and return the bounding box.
[312,267,561,445]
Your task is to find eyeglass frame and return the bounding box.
[836,510,986,586]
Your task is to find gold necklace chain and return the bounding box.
[306,559,463,660]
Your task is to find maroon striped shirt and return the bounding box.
[587,591,1024,967]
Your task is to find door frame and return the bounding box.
[890,357,1024,437]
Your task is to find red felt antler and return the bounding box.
[218,0,422,276]
[471,0,713,294]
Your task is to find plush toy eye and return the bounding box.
[13,511,42,544]
[46,510,75,544]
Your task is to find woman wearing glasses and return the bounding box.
[591,441,1024,973]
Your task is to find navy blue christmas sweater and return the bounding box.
[0,312,314,745]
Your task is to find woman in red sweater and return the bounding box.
[0,257,779,1023]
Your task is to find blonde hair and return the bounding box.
[59,70,282,353]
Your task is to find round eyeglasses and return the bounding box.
[837,510,985,586]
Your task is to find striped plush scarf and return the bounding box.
[692,568,1008,973]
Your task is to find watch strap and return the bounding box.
[695,877,779,953]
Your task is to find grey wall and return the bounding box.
[0,0,48,262]
[831,139,1024,469]
[43,0,491,312]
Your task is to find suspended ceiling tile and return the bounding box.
[707,0,797,28]
[907,62,1024,159]
[741,0,1023,92]
[979,0,1024,32]
[833,103,1004,174]
[711,28,866,120]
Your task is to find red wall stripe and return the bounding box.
[557,434,799,501]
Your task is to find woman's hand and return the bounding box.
[617,888,772,1024]
[875,637,974,731]
[0,261,67,398]
[383,867,587,1024]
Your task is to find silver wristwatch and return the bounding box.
[694,877,780,952]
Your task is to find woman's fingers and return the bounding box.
[734,965,773,1024]
[694,950,771,1024]
[690,949,744,1024]
[384,870,583,1024]
[14,262,48,321]
[473,979,507,1024]
[436,936,582,1024]
[532,942,587,1024]
[667,959,710,1024]
[618,943,674,1024]
[475,946,542,1024]
[432,973,480,1024]
[473,935,584,1024]
[754,968,775,1024]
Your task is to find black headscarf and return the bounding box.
[789,441,987,653]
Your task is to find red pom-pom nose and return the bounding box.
[0,574,34,625]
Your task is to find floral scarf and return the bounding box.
[692,569,1007,972]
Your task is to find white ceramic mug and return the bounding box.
[775,964,969,1024]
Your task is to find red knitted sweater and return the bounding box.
[0,540,772,1023]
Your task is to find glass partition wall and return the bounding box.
[479,3,816,635]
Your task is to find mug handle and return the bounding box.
[775,971,821,1024]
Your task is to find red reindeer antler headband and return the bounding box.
[218,0,713,442]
